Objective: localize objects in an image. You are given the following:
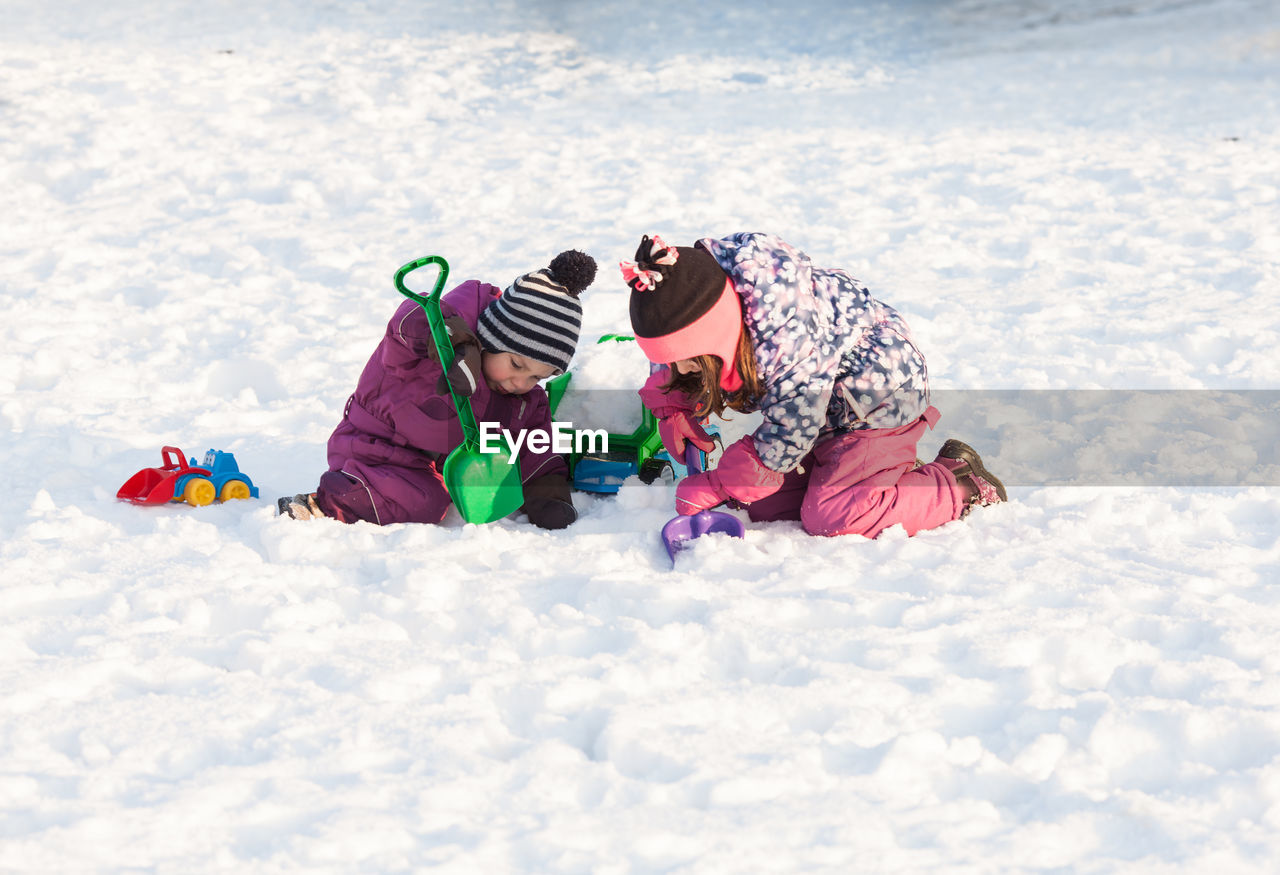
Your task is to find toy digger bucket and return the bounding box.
[661,445,745,562]
[394,256,524,524]
[116,446,189,505]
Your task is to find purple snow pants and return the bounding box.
[315,461,451,526]
[746,407,967,538]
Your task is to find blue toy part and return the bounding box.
[170,449,259,506]
[572,453,654,493]
[571,426,721,494]
[200,449,259,502]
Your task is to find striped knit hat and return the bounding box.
[476,250,596,374]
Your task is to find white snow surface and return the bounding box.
[3,0,1280,871]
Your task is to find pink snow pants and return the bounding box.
[746,407,967,538]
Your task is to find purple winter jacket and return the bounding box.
[320,280,568,525]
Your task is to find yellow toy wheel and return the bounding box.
[219,480,251,502]
[183,477,216,507]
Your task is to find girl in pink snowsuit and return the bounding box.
[622,232,1006,538]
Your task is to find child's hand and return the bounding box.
[436,342,483,397]
[522,474,577,530]
[424,316,479,362]
[675,438,786,514]
[658,410,715,458]
[674,472,727,515]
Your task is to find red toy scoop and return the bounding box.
[117,446,199,505]
[661,444,746,562]
[116,466,176,504]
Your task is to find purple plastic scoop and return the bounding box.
[661,445,746,562]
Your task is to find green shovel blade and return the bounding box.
[442,444,525,524]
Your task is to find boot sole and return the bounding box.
[938,439,1008,502]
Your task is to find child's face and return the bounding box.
[482,351,557,395]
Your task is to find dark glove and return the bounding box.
[522,474,577,530]
[435,340,483,398]
[422,313,483,397]
[423,315,479,363]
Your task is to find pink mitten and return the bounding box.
[658,410,715,458]
[639,368,714,457]
[675,472,726,515]
[674,437,784,515]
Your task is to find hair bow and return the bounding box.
[619,233,679,293]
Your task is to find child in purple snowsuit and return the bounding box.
[279,250,597,529]
[621,232,1006,539]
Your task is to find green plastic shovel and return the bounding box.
[394,256,524,524]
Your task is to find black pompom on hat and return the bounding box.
[477,250,596,374]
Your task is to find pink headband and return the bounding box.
[633,277,745,392]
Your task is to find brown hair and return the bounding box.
[661,328,763,419]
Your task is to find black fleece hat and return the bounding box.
[626,236,729,340]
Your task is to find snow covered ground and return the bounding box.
[3,0,1279,871]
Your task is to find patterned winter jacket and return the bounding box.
[675,232,930,473]
[327,280,568,489]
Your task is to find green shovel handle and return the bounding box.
[394,256,482,449]
[393,255,449,310]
